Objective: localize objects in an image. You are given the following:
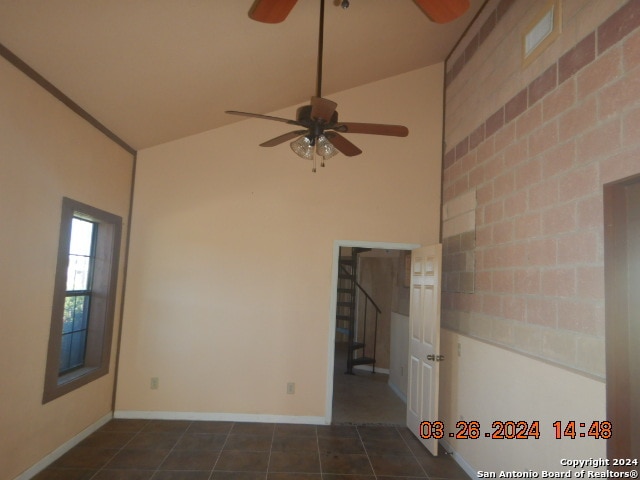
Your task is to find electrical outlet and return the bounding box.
[286,382,295,395]
[150,377,159,390]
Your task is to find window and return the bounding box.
[43,197,122,403]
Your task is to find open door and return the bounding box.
[406,244,442,456]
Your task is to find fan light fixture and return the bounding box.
[290,136,314,160]
[290,134,338,171]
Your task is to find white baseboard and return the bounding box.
[114,410,328,425]
[14,412,113,480]
[387,380,407,404]
[440,438,478,479]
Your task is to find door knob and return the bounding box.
[427,354,445,361]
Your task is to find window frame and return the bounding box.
[43,197,122,403]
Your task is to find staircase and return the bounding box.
[336,247,382,375]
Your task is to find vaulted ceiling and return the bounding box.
[0,0,484,150]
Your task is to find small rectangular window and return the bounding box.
[43,198,122,403]
[59,217,96,374]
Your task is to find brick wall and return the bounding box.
[442,0,640,378]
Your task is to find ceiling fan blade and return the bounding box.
[249,0,298,23]
[325,132,362,157]
[226,110,300,125]
[310,97,337,123]
[336,122,409,137]
[413,0,470,23]
[259,130,307,147]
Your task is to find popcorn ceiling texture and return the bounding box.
[441,0,640,378]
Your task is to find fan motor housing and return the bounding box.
[296,105,338,126]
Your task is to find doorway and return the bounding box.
[604,174,640,460]
[325,240,419,425]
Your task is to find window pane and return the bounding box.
[59,333,71,372]
[60,294,90,374]
[66,218,94,291]
[69,218,94,256]
[63,295,90,333]
[69,331,87,369]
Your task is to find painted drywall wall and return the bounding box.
[0,56,134,479]
[115,65,443,420]
[439,331,605,473]
[389,312,409,401]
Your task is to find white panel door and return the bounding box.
[406,244,442,456]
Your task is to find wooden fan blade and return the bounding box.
[310,97,337,123]
[413,0,470,23]
[325,132,362,157]
[337,122,409,137]
[226,110,300,125]
[249,0,298,23]
[259,130,307,147]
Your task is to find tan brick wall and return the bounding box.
[442,0,640,378]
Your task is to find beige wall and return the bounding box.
[0,57,134,479]
[115,65,443,420]
[439,330,605,472]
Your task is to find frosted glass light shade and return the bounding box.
[290,136,314,160]
[316,135,338,160]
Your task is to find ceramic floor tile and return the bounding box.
[159,449,219,470]
[224,434,272,451]
[368,453,426,477]
[271,435,318,453]
[318,436,366,454]
[30,468,97,480]
[106,447,171,470]
[214,450,270,472]
[31,419,471,479]
[319,453,374,475]
[268,451,321,473]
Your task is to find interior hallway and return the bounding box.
[331,342,406,425]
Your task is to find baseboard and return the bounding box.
[387,380,407,404]
[114,410,328,425]
[14,412,113,480]
[440,438,478,479]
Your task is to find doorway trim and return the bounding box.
[603,173,640,460]
[325,240,421,424]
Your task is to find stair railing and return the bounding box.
[339,263,382,373]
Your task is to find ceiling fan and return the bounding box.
[248,0,470,24]
[226,0,425,171]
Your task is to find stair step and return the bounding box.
[352,356,376,366]
[337,288,353,294]
[338,273,353,279]
[337,301,352,308]
[336,314,353,321]
[336,327,349,335]
[349,342,365,350]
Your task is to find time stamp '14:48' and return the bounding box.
[419,421,613,440]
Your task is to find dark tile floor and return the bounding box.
[32,419,471,480]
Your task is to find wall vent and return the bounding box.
[522,0,561,66]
